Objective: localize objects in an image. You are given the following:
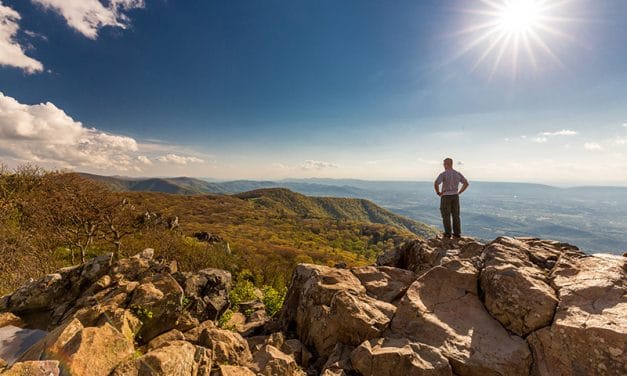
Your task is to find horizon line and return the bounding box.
[75,171,627,189]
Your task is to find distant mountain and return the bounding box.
[235,188,436,238]
[80,174,371,197]
[79,173,227,194]
[80,173,627,253]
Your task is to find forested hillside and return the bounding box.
[0,167,434,295]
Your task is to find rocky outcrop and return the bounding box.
[391,262,532,375]
[112,340,197,375]
[280,236,626,375]
[198,327,252,365]
[351,266,416,303]
[175,268,231,321]
[251,344,306,376]
[0,249,235,375]
[279,264,395,357]
[350,337,452,376]
[479,238,560,336]
[528,253,627,376]
[1,236,624,376]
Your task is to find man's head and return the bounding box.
[443,158,453,169]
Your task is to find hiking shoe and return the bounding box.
[452,234,461,239]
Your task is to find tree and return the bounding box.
[26,173,111,263]
[100,197,145,259]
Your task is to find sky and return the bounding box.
[0,0,626,185]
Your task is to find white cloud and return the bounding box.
[300,160,340,170]
[0,91,143,170]
[540,129,578,136]
[623,123,627,128]
[156,154,204,165]
[613,137,627,146]
[532,136,548,143]
[23,30,47,40]
[583,142,603,151]
[137,155,152,165]
[31,0,145,39]
[0,2,44,73]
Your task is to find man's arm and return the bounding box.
[458,174,469,195]
[458,181,469,194]
[434,180,442,196]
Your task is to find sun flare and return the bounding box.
[454,0,578,78]
[498,0,543,34]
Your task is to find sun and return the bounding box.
[453,0,578,78]
[497,0,543,34]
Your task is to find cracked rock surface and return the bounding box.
[280,236,626,376]
[0,236,624,376]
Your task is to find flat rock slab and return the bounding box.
[351,266,416,303]
[529,254,627,376]
[391,263,532,376]
[0,325,47,365]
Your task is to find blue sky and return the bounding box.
[0,0,626,184]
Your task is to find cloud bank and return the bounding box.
[31,0,145,39]
[0,92,204,171]
[540,129,578,136]
[583,142,603,151]
[300,160,340,170]
[0,1,44,73]
[156,154,204,165]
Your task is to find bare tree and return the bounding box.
[100,197,145,259]
[26,173,110,263]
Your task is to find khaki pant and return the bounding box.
[440,194,461,236]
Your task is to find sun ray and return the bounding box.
[471,30,508,72]
[527,29,567,69]
[451,0,579,77]
[522,33,538,69]
[490,32,513,79]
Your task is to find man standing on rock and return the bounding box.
[434,157,469,239]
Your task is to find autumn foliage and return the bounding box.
[0,165,424,295]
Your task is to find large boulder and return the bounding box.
[350,337,452,376]
[391,262,532,376]
[112,340,197,376]
[528,254,627,376]
[2,253,114,327]
[279,264,394,357]
[198,327,252,365]
[18,318,85,361]
[479,237,559,336]
[320,343,354,376]
[177,268,232,321]
[215,365,256,376]
[19,319,134,376]
[350,266,416,303]
[129,273,184,342]
[377,238,483,276]
[251,344,306,376]
[2,360,60,375]
[0,313,24,328]
[146,329,186,351]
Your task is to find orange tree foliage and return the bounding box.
[0,167,419,294]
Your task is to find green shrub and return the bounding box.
[262,285,287,317]
[229,279,258,308]
[218,308,235,329]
